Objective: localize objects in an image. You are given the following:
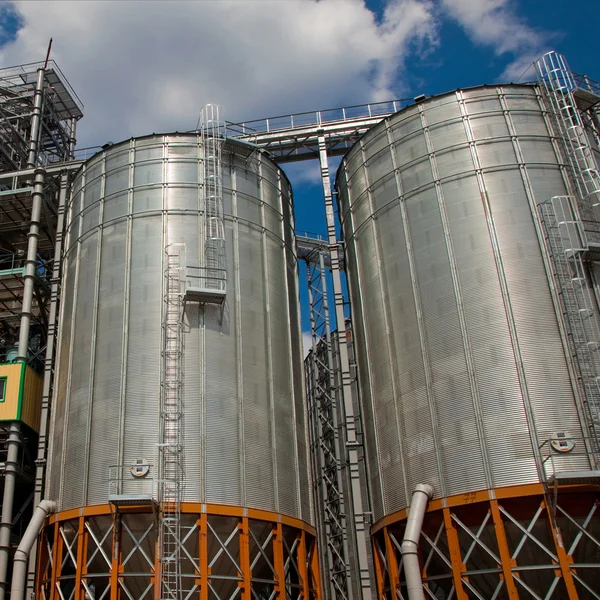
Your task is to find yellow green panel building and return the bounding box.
[0,362,43,433]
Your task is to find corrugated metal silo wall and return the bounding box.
[336,85,590,521]
[47,134,312,523]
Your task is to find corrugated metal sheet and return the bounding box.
[337,85,589,521]
[49,135,310,522]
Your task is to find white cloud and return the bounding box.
[0,0,437,148]
[439,0,550,81]
[282,156,341,190]
[284,161,323,188]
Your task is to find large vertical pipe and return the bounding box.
[26,68,45,170]
[0,66,46,600]
[0,423,22,600]
[26,173,68,597]
[16,169,46,363]
[69,117,77,160]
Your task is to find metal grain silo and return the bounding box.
[337,83,600,598]
[39,133,321,600]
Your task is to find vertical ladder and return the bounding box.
[159,246,185,600]
[539,196,600,454]
[200,105,226,291]
[536,51,600,214]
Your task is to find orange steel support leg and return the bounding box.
[273,523,285,600]
[110,513,121,600]
[309,537,322,600]
[152,537,160,600]
[239,517,251,600]
[442,507,469,600]
[34,519,47,598]
[74,516,85,600]
[199,514,208,600]
[49,522,61,600]
[372,538,386,600]
[383,527,399,599]
[490,500,520,599]
[82,519,91,600]
[544,499,579,599]
[297,531,309,600]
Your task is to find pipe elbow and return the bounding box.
[13,499,57,559]
[13,548,29,564]
[414,483,434,497]
[38,499,57,513]
[401,539,419,556]
[10,499,57,600]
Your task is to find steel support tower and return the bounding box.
[0,60,83,599]
[299,236,352,600]
[229,99,412,599]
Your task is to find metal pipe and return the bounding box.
[69,116,77,159]
[10,500,56,600]
[0,423,22,600]
[27,68,45,169]
[26,172,69,597]
[16,168,46,362]
[400,484,434,600]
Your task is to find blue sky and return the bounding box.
[0,0,596,341]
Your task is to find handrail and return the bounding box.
[0,60,84,112]
[538,436,600,476]
[227,98,412,137]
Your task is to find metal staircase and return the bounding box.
[159,245,185,600]
[538,196,600,448]
[535,51,600,470]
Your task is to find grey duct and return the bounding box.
[10,500,56,600]
[26,172,69,598]
[0,424,22,600]
[401,484,433,600]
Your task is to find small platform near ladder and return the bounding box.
[573,87,600,111]
[547,470,600,486]
[582,242,600,263]
[184,286,226,305]
[108,493,157,507]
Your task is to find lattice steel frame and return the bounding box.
[372,484,600,600]
[36,505,322,600]
[303,243,351,600]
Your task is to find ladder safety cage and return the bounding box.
[159,244,186,600]
[189,104,227,308]
[536,51,600,215]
